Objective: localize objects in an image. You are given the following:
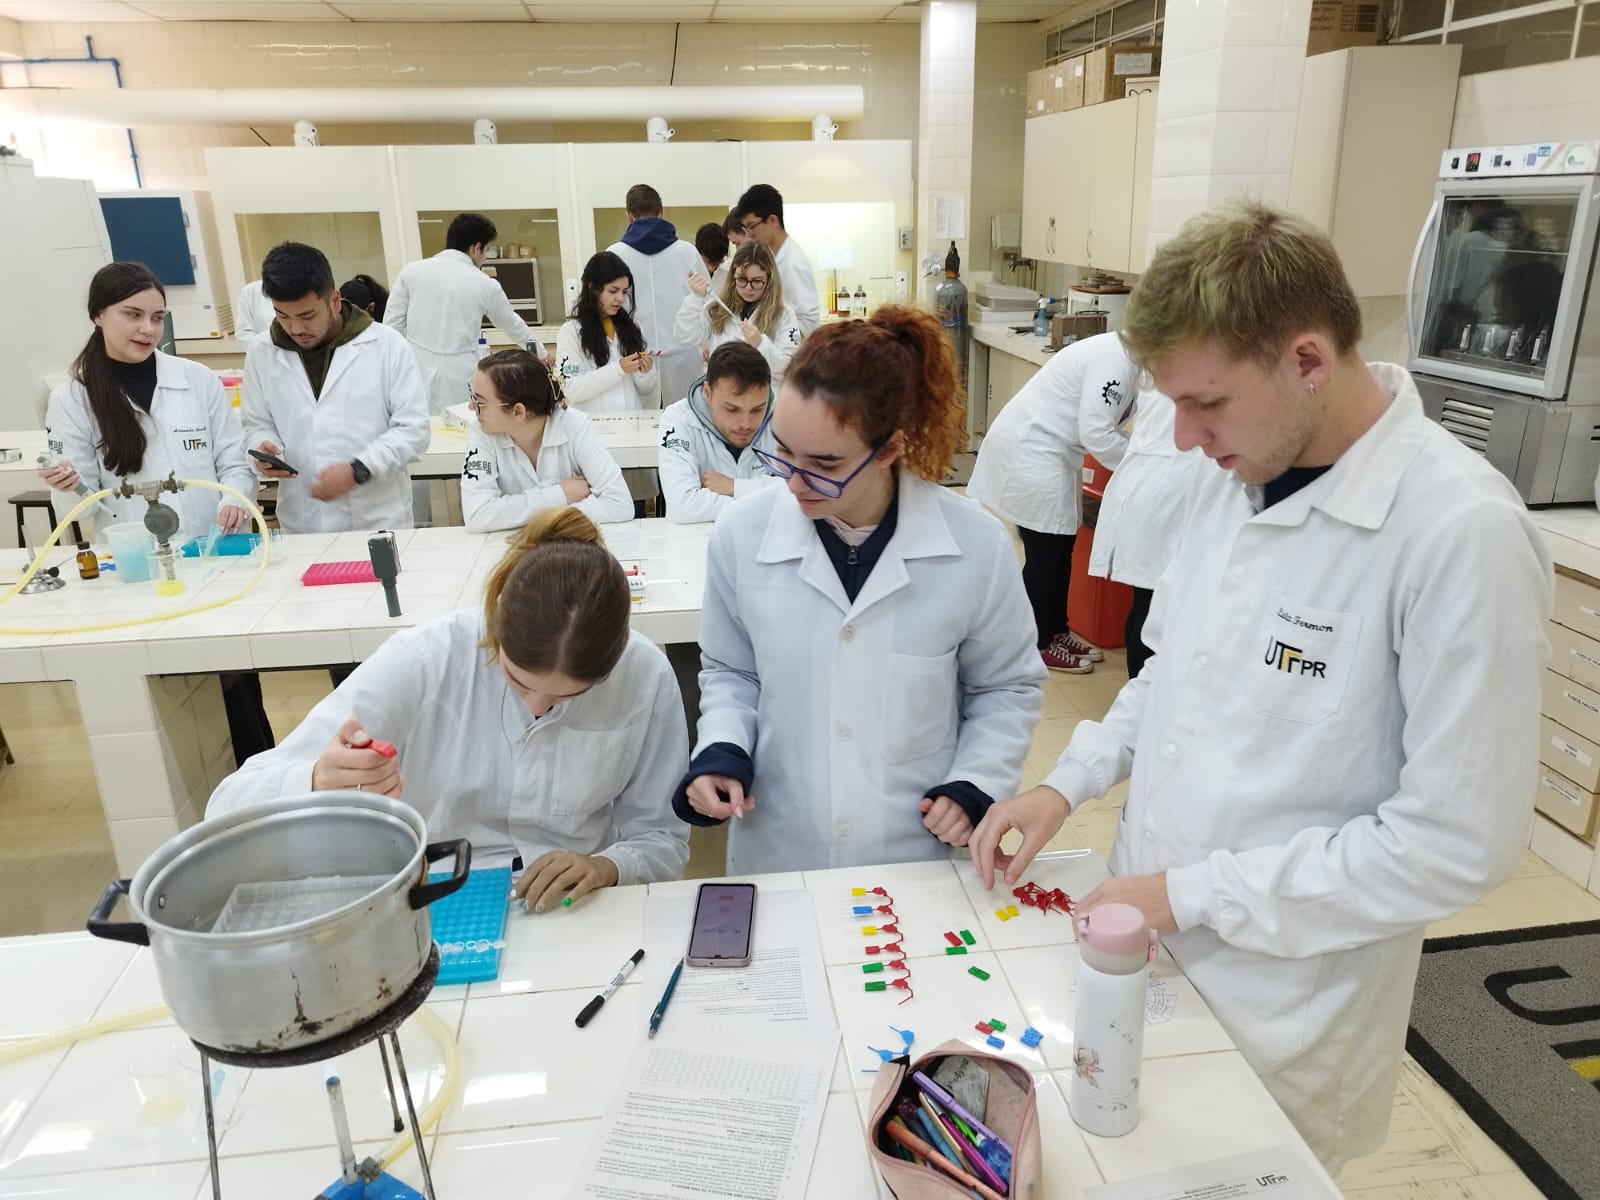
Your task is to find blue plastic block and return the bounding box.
[428,866,512,986]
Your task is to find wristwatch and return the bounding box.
[349,458,372,486]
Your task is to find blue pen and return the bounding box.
[648,957,685,1039]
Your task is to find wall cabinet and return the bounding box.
[1286,45,1462,297]
[1022,93,1156,274]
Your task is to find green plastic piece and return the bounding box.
[968,966,991,981]
[960,929,975,945]
[988,1018,1007,1031]
[865,980,888,992]
[862,961,885,974]
[945,945,967,956]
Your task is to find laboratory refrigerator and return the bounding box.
[1407,141,1600,505]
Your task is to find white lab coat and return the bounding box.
[672,293,805,385]
[233,281,274,345]
[966,332,1137,536]
[554,320,662,414]
[209,612,690,884]
[459,408,633,532]
[242,320,431,533]
[1042,365,1553,1170]
[657,387,780,525]
[1087,390,1208,589]
[384,250,548,416]
[607,235,704,409]
[45,351,256,540]
[774,235,821,334]
[697,473,1046,873]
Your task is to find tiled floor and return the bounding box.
[1,652,1596,1197]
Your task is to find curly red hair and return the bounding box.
[784,306,966,481]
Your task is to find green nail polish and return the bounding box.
[563,895,573,907]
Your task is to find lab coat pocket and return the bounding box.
[883,650,959,765]
[1248,591,1361,726]
[546,727,634,830]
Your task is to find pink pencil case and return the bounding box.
[301,561,377,586]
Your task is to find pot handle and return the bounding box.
[86,879,150,946]
[409,839,473,910]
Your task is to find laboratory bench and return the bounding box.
[174,326,568,372]
[0,853,1338,1199]
[967,316,1053,438]
[0,520,708,878]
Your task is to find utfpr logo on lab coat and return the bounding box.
[1264,638,1327,678]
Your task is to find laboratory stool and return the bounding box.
[9,491,83,549]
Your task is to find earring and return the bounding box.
[1306,382,1317,397]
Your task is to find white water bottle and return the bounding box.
[477,332,490,360]
[1068,902,1156,1137]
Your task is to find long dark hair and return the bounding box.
[571,251,645,367]
[71,262,164,476]
[339,274,389,321]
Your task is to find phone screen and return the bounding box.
[687,883,756,965]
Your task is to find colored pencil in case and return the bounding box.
[882,1117,1005,1200]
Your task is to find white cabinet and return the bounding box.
[1022,95,1154,274]
[0,155,110,429]
[1286,45,1461,297]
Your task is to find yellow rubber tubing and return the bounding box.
[0,998,462,1166]
[0,479,273,635]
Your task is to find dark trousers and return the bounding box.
[221,672,275,767]
[1125,586,1155,679]
[1017,525,1075,650]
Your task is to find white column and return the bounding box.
[917,0,977,287]
[1145,0,1313,255]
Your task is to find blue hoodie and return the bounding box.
[621,216,681,256]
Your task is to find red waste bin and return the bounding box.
[1067,454,1134,648]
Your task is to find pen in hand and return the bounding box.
[575,948,645,1029]
[648,956,685,1040]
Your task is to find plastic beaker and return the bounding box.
[104,523,156,584]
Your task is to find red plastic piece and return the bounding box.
[975,1022,993,1035]
[367,738,397,759]
[944,931,962,947]
[301,560,378,586]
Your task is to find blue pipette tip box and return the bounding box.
[428,866,512,986]
[180,533,260,558]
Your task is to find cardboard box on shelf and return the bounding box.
[1083,44,1160,106]
[1541,714,1600,794]
[1058,55,1086,112]
[1027,66,1051,117]
[1306,0,1383,56]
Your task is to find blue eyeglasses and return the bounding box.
[750,412,890,500]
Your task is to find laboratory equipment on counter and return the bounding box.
[1407,141,1600,504]
[1033,298,1051,338]
[369,530,402,618]
[1067,275,1130,334]
[1068,902,1157,1137]
[973,278,1042,314]
[479,257,542,327]
[1050,309,1109,349]
[318,1075,425,1200]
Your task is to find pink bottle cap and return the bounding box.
[1075,902,1157,961]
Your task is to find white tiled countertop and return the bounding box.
[971,317,1059,369]
[0,520,708,875]
[0,853,1337,1199]
[1531,504,1600,580]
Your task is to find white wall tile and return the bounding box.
[1206,172,1265,205]
[108,814,181,876]
[1265,109,1299,175]
[1216,45,1280,111]
[1209,111,1272,176]
[1222,0,1290,47]
[1271,45,1307,112]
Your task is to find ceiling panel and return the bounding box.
[331,3,531,17]
[0,1,156,17]
[0,0,1071,21]
[128,1,347,16]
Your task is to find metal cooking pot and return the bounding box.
[87,793,469,1054]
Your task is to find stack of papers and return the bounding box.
[570,889,839,1200]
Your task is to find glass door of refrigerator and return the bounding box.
[1417,192,1579,387]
